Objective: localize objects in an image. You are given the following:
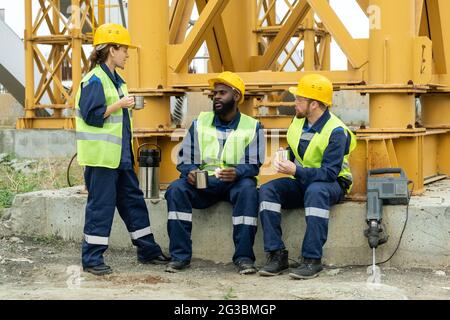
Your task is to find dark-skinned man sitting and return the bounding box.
[164,72,265,275]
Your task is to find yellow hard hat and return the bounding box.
[93,23,136,48]
[289,74,333,106]
[208,71,245,105]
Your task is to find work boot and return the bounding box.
[289,256,302,268]
[139,253,170,265]
[258,249,289,276]
[236,259,258,275]
[289,258,323,280]
[83,263,113,276]
[165,260,191,273]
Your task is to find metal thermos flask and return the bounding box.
[138,144,161,199]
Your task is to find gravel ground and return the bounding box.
[0,217,449,301]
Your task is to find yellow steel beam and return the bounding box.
[319,33,331,70]
[33,2,52,35]
[259,0,277,27]
[303,11,315,70]
[33,45,71,103]
[38,0,57,34]
[52,0,62,118]
[169,0,195,44]
[98,0,105,25]
[415,0,424,35]
[168,70,366,89]
[252,0,310,70]
[35,45,71,104]
[307,0,368,69]
[71,0,82,107]
[167,0,231,73]
[33,48,58,104]
[24,0,34,121]
[423,0,447,74]
[278,34,303,71]
[195,0,234,72]
[169,0,178,23]
[128,0,172,130]
[356,0,369,15]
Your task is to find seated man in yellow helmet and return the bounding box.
[258,74,356,279]
[164,72,265,274]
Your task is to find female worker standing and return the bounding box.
[75,23,168,275]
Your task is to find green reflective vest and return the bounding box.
[75,65,132,169]
[287,112,357,193]
[197,111,258,176]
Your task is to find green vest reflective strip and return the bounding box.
[197,111,258,176]
[287,112,357,193]
[75,65,132,169]
[75,109,123,124]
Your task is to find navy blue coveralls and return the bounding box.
[79,63,163,268]
[165,112,265,265]
[259,110,351,260]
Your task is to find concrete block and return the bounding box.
[0,129,14,154]
[9,180,450,269]
[0,129,76,158]
[14,130,76,158]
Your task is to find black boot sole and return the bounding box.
[165,264,191,273]
[289,269,323,280]
[258,267,289,277]
[83,268,113,276]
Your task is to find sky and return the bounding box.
[0,0,368,70]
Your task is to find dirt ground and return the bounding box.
[0,218,449,301]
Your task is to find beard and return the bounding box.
[296,103,311,119]
[213,98,235,116]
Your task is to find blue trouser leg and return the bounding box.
[259,178,305,252]
[82,167,118,267]
[301,181,344,259]
[226,178,259,264]
[165,177,221,262]
[116,169,163,261]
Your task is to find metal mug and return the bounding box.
[276,149,289,162]
[195,170,209,189]
[133,96,145,110]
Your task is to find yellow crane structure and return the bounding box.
[18,0,450,198]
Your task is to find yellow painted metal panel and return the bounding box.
[348,139,368,197]
[423,134,438,178]
[437,132,450,175]
[369,93,416,130]
[393,136,424,194]
[368,0,414,85]
[413,37,433,85]
[421,94,450,128]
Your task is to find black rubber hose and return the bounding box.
[67,153,77,187]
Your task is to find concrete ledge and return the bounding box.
[8,180,450,268]
[0,129,76,158]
